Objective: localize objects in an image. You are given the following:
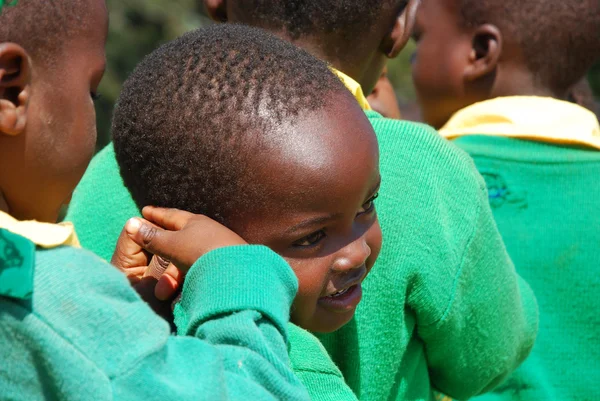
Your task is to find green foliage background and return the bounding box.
[96,1,600,150]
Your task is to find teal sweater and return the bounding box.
[66,114,538,401]
[0,242,311,400]
[455,135,600,401]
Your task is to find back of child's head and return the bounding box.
[458,0,600,94]
[412,0,600,128]
[0,0,102,67]
[210,0,416,94]
[0,0,107,222]
[113,24,383,334]
[113,24,351,227]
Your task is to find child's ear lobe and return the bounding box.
[464,24,502,82]
[203,0,228,22]
[0,43,31,137]
[384,0,420,58]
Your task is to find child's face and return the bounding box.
[0,1,107,222]
[234,93,382,333]
[411,0,475,128]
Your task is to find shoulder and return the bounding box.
[288,323,343,376]
[31,246,170,376]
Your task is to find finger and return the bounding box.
[155,263,181,301]
[155,273,180,301]
[142,206,195,231]
[144,255,171,280]
[111,218,150,271]
[126,218,188,270]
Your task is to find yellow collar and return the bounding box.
[331,68,372,111]
[0,211,80,249]
[440,96,600,150]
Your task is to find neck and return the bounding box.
[272,33,382,94]
[492,65,567,100]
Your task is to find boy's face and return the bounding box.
[236,93,382,333]
[0,1,107,222]
[411,0,475,128]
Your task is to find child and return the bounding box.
[0,2,328,399]
[411,0,600,400]
[67,1,539,401]
[111,23,384,401]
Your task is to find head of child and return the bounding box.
[203,0,419,95]
[0,0,107,223]
[112,25,383,334]
[411,0,600,128]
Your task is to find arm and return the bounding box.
[415,178,538,400]
[110,245,309,400]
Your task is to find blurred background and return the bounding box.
[95,0,600,151]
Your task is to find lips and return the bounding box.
[318,266,367,313]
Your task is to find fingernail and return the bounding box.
[125,218,142,235]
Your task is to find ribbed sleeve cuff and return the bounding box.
[174,245,298,336]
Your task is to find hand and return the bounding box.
[120,207,248,300]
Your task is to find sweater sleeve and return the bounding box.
[109,245,310,400]
[415,174,539,400]
[2,245,309,400]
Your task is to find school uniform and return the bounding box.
[443,96,600,401]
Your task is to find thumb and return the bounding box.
[111,218,150,273]
[125,217,191,271]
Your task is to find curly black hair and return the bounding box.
[459,0,600,93]
[230,0,405,60]
[0,0,102,67]
[112,24,348,226]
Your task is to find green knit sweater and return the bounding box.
[454,135,600,401]
[0,242,311,400]
[66,114,538,401]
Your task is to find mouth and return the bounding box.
[317,267,367,313]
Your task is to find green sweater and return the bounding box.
[66,114,539,401]
[455,135,600,401]
[0,241,311,400]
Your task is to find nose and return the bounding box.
[331,236,371,273]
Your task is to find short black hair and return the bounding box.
[231,0,404,59]
[112,24,348,226]
[0,0,99,67]
[458,0,600,93]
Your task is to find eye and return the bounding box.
[358,192,379,216]
[90,92,101,101]
[293,230,326,248]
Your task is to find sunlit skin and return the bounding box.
[228,92,383,333]
[0,0,108,222]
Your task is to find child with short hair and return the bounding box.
[112,23,385,400]
[67,1,539,400]
[0,2,333,399]
[411,0,600,399]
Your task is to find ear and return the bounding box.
[0,43,30,137]
[464,24,502,82]
[384,0,420,58]
[203,0,228,22]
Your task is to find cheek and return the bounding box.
[366,218,383,270]
[285,257,331,325]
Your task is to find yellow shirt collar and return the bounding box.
[440,96,600,150]
[0,211,80,249]
[331,68,372,111]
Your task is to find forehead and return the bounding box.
[253,92,380,212]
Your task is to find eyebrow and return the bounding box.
[284,213,344,235]
[285,175,382,235]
